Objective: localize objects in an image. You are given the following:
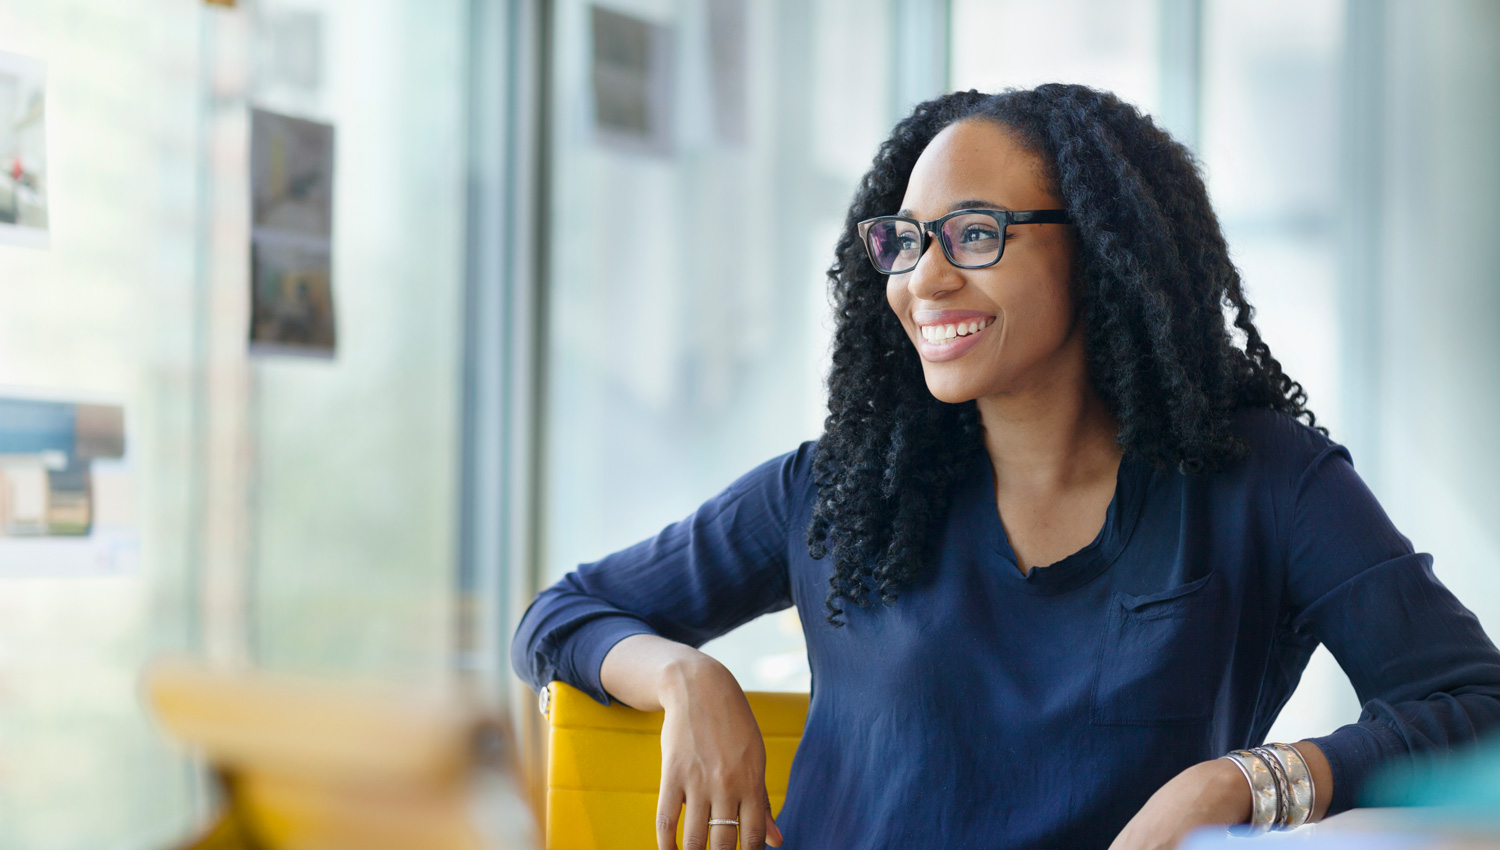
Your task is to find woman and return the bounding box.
[511,85,1500,850]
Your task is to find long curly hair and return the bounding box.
[806,84,1320,624]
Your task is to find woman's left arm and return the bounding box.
[1112,443,1500,850]
[1278,445,1500,815]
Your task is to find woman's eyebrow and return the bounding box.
[896,199,1014,218]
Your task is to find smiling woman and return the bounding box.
[511,85,1500,850]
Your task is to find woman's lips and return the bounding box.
[914,313,996,362]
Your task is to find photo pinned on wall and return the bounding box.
[0,393,139,578]
[707,0,748,147]
[248,108,337,358]
[590,5,675,155]
[0,50,48,249]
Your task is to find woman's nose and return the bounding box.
[905,234,963,300]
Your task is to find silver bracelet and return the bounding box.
[1252,746,1290,827]
[1221,749,1278,834]
[1260,742,1315,829]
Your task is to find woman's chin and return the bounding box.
[921,373,985,405]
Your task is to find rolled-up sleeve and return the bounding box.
[1286,445,1500,814]
[509,442,814,704]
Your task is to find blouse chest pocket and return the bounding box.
[1090,571,1227,726]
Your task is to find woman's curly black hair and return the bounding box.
[806,84,1321,624]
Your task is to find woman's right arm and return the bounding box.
[509,444,815,850]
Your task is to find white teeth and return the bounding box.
[921,318,993,343]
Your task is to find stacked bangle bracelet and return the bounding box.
[1220,743,1316,833]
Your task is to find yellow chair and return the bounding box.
[541,681,808,850]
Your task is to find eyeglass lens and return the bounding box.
[864,212,1005,274]
[865,218,923,274]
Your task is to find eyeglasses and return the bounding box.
[856,208,1071,275]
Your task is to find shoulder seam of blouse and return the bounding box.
[1291,443,1350,498]
[1283,442,1350,555]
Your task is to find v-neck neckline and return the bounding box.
[966,449,1151,595]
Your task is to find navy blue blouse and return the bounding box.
[511,409,1500,849]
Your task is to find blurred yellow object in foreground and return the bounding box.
[146,659,536,850]
[541,681,808,850]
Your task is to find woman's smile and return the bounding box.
[913,308,997,362]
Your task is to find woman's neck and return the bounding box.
[975,363,1121,493]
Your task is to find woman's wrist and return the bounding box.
[1217,742,1328,831]
[1207,755,1255,824]
[656,650,731,710]
[1291,741,1334,822]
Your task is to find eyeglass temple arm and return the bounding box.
[1007,210,1071,225]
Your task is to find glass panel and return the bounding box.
[229,0,468,679]
[1202,0,1345,431]
[542,0,896,692]
[1367,0,1500,707]
[949,0,1163,117]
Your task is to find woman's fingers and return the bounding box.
[762,787,783,848]
[656,782,685,850]
[681,796,711,850]
[737,797,769,850]
[708,798,741,850]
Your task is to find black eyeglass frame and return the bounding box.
[856,208,1072,274]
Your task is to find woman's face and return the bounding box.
[886,119,1078,404]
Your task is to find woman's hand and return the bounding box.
[1106,757,1251,850]
[599,634,783,850]
[655,654,783,850]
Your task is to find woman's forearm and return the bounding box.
[599,632,728,711]
[1108,738,1336,848]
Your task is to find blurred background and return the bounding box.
[0,0,1497,847]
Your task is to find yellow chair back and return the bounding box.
[542,681,808,850]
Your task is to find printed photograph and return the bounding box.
[251,107,335,236]
[591,4,674,155]
[249,235,337,356]
[0,50,48,247]
[249,107,337,357]
[0,398,126,538]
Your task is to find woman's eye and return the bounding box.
[896,234,920,251]
[960,226,999,244]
